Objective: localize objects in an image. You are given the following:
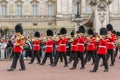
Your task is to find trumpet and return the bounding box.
[106,34,111,38]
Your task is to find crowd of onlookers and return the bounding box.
[0,31,53,60]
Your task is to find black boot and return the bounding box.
[19,69,26,71]
[90,69,96,72]
[70,67,76,70]
[40,63,45,65]
[109,64,114,66]
[37,62,41,64]
[51,64,56,66]
[80,67,85,69]
[7,68,14,71]
[64,65,68,67]
[28,62,33,64]
[104,69,109,72]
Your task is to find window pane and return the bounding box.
[73,4,77,15]
[32,5,37,16]
[17,5,22,16]
[2,5,7,16]
[86,5,92,13]
[48,5,53,16]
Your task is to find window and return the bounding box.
[48,5,53,16]
[2,5,7,16]
[73,4,77,15]
[32,5,37,16]
[17,5,22,16]
[86,5,92,13]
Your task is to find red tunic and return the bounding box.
[33,39,41,51]
[97,39,108,55]
[86,37,96,51]
[107,34,115,49]
[56,38,61,52]
[70,38,78,51]
[77,36,86,52]
[14,35,24,53]
[45,39,53,53]
[58,37,68,52]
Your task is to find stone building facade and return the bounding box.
[0,0,120,33]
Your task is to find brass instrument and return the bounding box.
[14,34,24,46]
[107,33,112,38]
[96,35,101,42]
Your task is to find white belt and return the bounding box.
[34,45,39,46]
[77,43,84,46]
[108,42,114,45]
[46,45,53,47]
[88,43,94,45]
[71,45,77,46]
[98,46,106,48]
[60,44,66,46]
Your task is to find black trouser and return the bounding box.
[84,51,95,64]
[54,51,63,62]
[11,53,25,70]
[69,51,76,62]
[94,54,108,70]
[25,50,32,58]
[54,52,68,66]
[30,51,41,63]
[114,47,118,62]
[106,49,114,65]
[72,52,84,68]
[42,53,53,64]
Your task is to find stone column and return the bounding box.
[56,0,62,17]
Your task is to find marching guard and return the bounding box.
[7,24,26,71]
[28,31,41,64]
[106,24,115,66]
[51,27,68,67]
[40,29,54,65]
[84,29,96,65]
[90,28,108,72]
[68,32,78,63]
[70,26,86,70]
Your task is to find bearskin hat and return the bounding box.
[34,31,40,37]
[116,31,120,36]
[87,29,94,35]
[71,32,74,37]
[60,27,67,35]
[100,28,107,35]
[79,26,85,33]
[46,29,53,36]
[15,24,23,34]
[106,24,113,31]
[112,30,116,35]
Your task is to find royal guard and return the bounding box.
[7,24,25,71]
[106,24,115,66]
[51,27,68,67]
[70,26,86,70]
[68,31,78,63]
[54,33,63,62]
[28,31,41,64]
[84,29,96,65]
[40,29,54,65]
[90,28,108,72]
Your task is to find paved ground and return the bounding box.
[0,58,120,80]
